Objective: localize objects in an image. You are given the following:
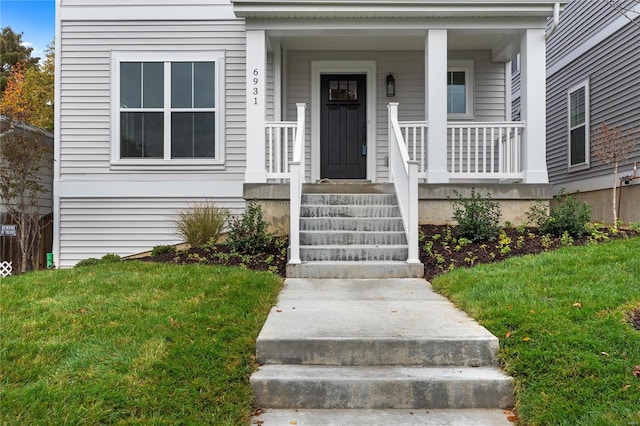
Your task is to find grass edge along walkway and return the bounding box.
[432,237,640,425]
[0,262,283,425]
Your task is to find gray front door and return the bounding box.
[320,74,367,179]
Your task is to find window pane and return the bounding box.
[172,62,193,108]
[194,62,215,108]
[171,112,215,158]
[120,63,141,108]
[143,62,164,108]
[447,71,466,114]
[570,126,586,165]
[120,112,163,158]
[570,88,585,128]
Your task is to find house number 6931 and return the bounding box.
[253,68,259,105]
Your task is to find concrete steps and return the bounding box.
[252,365,514,409]
[252,409,513,425]
[289,183,423,279]
[251,279,515,422]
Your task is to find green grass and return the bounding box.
[0,261,282,425]
[432,238,640,425]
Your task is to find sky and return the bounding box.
[0,0,55,61]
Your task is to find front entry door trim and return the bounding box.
[311,60,377,182]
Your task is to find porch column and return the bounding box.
[245,30,267,183]
[520,29,549,183]
[425,30,449,183]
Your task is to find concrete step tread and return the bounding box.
[253,365,512,382]
[286,262,425,279]
[252,409,513,425]
[251,365,515,409]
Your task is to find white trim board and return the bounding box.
[310,60,378,182]
[552,168,639,195]
[56,180,244,198]
[547,4,640,77]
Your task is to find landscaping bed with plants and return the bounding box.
[135,191,639,281]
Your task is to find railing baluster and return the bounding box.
[474,127,479,174]
[481,127,486,174]
[420,126,425,174]
[498,127,504,174]
[268,127,274,173]
[490,127,495,173]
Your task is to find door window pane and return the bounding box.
[329,80,357,101]
[171,112,215,158]
[120,112,164,158]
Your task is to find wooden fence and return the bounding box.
[0,212,53,272]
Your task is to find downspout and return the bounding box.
[545,3,561,40]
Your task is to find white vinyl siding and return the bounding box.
[58,16,247,266]
[58,197,245,268]
[59,20,246,179]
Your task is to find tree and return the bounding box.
[1,26,39,93]
[591,122,639,229]
[21,45,55,131]
[0,62,51,273]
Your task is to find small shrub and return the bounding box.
[100,253,121,263]
[151,245,176,256]
[451,188,502,242]
[227,202,272,255]
[75,253,121,268]
[527,191,591,237]
[175,201,229,247]
[75,257,101,268]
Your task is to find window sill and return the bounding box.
[568,162,590,173]
[447,113,475,121]
[110,160,226,172]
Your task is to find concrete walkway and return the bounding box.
[251,278,514,425]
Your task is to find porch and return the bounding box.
[235,1,557,268]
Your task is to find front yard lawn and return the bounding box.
[432,237,640,425]
[0,262,282,425]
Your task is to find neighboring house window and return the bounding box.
[112,51,224,168]
[447,60,474,119]
[567,80,589,170]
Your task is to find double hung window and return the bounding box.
[112,51,224,167]
[567,80,590,170]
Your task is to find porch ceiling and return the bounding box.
[272,30,521,57]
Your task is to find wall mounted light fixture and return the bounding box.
[386,73,396,97]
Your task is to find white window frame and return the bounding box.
[447,59,474,120]
[567,79,590,172]
[110,51,225,170]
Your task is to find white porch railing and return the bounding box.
[287,103,306,264]
[448,122,525,180]
[388,103,420,264]
[265,120,298,180]
[399,121,428,180]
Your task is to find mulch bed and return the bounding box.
[139,224,637,282]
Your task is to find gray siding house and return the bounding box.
[55,0,563,268]
[515,0,640,222]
